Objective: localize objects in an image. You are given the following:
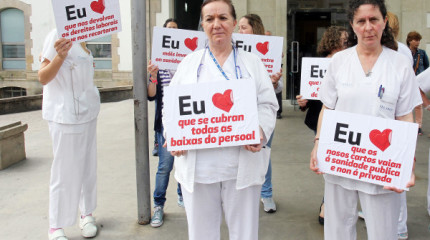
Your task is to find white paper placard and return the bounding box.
[151,27,207,71]
[52,0,122,43]
[151,27,284,74]
[317,110,418,190]
[163,79,260,151]
[300,57,331,100]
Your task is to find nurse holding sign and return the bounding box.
[309,1,422,239]
[162,0,278,239]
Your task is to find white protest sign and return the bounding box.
[151,27,284,74]
[52,0,122,43]
[300,57,331,100]
[232,33,284,74]
[317,110,417,190]
[151,27,207,70]
[163,79,260,151]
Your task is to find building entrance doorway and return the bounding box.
[286,8,348,101]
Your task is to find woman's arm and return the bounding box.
[310,104,328,174]
[383,112,416,193]
[38,38,72,85]
[147,60,159,98]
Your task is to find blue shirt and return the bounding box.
[412,48,429,75]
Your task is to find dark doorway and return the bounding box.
[286,9,348,101]
[175,0,202,30]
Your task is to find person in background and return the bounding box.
[415,67,430,221]
[386,11,413,240]
[238,13,282,213]
[265,30,284,119]
[407,31,429,136]
[310,0,420,239]
[147,18,184,228]
[39,30,100,240]
[167,0,278,239]
[296,25,348,225]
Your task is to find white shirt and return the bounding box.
[397,41,413,67]
[194,48,250,184]
[418,67,430,92]
[41,30,100,124]
[320,46,422,194]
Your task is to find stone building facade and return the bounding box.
[1,0,429,99]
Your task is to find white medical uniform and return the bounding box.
[167,48,278,240]
[320,46,422,240]
[41,30,100,228]
[396,40,414,235]
[416,67,430,216]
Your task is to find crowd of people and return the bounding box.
[39,0,430,239]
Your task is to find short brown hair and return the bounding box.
[241,14,265,35]
[201,0,236,20]
[406,31,422,46]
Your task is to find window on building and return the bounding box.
[0,87,26,98]
[86,35,112,70]
[0,8,25,70]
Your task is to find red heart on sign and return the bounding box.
[91,0,105,14]
[256,41,269,55]
[184,37,198,51]
[212,89,234,112]
[369,129,392,151]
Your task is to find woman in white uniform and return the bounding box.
[309,1,421,239]
[416,67,430,217]
[39,30,100,240]
[164,0,278,239]
[238,13,282,214]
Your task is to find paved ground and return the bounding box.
[1,99,430,240]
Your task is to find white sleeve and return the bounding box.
[417,68,430,93]
[41,29,59,63]
[274,76,283,94]
[396,65,423,117]
[319,57,338,109]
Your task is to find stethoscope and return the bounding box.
[196,41,243,81]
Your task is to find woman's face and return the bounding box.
[166,21,178,29]
[238,17,253,34]
[351,4,387,49]
[201,1,236,46]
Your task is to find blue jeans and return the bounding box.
[154,130,182,207]
[261,132,274,198]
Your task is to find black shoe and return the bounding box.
[318,202,324,225]
[418,128,423,136]
[276,113,282,119]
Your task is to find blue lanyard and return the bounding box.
[197,45,241,81]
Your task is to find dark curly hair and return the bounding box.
[346,0,397,50]
[317,26,347,57]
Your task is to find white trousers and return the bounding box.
[428,152,430,216]
[398,192,407,234]
[324,182,400,240]
[48,119,97,228]
[181,180,261,240]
